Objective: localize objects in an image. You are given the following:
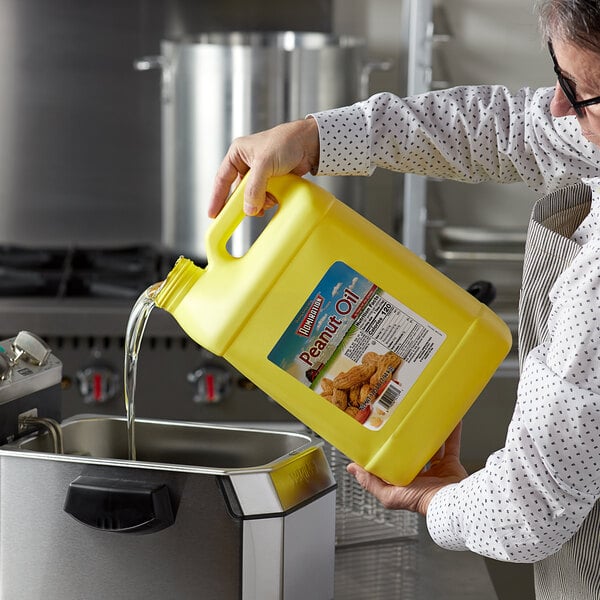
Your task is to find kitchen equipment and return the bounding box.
[0,245,294,423]
[134,31,389,259]
[153,174,513,485]
[0,331,62,445]
[0,417,336,600]
[0,352,336,600]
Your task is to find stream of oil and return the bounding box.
[124,282,162,461]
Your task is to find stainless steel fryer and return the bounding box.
[0,415,336,600]
[0,332,335,599]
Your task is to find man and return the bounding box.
[209,2,600,597]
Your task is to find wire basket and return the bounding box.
[325,442,419,546]
[334,538,418,600]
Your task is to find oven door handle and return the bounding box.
[63,475,176,534]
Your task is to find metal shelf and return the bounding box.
[402,0,452,257]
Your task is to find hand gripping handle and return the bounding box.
[204,173,300,265]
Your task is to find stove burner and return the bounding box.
[0,246,65,270]
[0,246,182,300]
[0,268,57,296]
[73,247,160,275]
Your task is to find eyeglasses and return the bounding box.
[548,41,600,117]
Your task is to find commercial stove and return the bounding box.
[0,244,294,423]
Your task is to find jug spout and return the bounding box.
[154,257,204,314]
[153,256,232,353]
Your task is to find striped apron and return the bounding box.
[517,182,600,599]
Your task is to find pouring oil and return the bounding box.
[124,281,162,460]
[152,173,512,485]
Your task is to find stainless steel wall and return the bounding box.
[0,0,332,247]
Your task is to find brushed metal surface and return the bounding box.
[10,415,313,469]
[0,0,332,249]
[0,456,244,599]
[0,417,336,599]
[154,31,368,258]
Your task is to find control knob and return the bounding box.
[187,364,232,404]
[76,365,119,404]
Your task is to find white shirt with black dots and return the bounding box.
[310,86,600,562]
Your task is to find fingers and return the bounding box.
[243,168,270,216]
[428,421,463,466]
[347,463,393,502]
[347,463,420,512]
[208,118,320,217]
[444,421,463,459]
[209,164,275,218]
[208,147,274,217]
[208,160,248,218]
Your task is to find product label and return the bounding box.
[268,261,446,430]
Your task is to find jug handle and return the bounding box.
[205,173,298,264]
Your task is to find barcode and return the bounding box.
[378,381,402,410]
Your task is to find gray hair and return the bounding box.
[537,0,600,51]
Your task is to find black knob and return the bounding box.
[466,280,496,306]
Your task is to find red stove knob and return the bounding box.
[187,364,232,404]
[76,365,119,404]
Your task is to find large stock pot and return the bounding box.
[135,32,389,259]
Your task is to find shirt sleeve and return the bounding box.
[426,238,600,563]
[309,86,600,194]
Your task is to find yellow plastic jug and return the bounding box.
[154,174,512,485]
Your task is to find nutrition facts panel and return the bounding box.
[355,292,445,364]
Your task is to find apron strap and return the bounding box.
[518,182,591,369]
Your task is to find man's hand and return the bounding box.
[346,423,468,515]
[208,118,320,217]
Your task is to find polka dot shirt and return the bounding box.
[310,86,600,192]
[311,86,600,563]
